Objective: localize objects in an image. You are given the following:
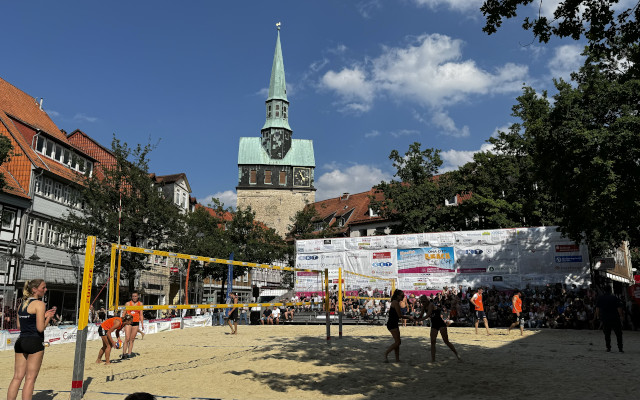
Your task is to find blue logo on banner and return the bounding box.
[464,249,483,255]
[298,255,319,260]
[372,262,393,267]
[555,256,582,263]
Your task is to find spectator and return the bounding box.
[260,308,273,325]
[271,306,281,324]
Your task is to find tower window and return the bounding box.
[268,112,271,118]
[275,111,279,117]
[269,105,271,111]
[250,170,257,184]
[279,171,286,185]
[276,104,280,110]
[265,170,272,184]
[283,111,287,119]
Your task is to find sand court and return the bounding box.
[1,325,638,399]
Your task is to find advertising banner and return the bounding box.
[5,329,20,350]
[294,226,591,293]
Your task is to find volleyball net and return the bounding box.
[338,268,395,313]
[108,243,329,314]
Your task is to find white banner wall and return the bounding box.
[295,226,591,293]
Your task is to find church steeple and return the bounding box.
[261,23,292,159]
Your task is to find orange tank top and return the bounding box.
[513,295,522,313]
[473,293,484,311]
[126,301,142,322]
[101,317,122,331]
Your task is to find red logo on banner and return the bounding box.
[373,252,391,259]
[555,244,579,252]
[170,322,181,329]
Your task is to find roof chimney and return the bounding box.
[39,98,44,111]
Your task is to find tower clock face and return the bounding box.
[293,167,310,187]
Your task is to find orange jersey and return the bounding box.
[125,301,143,322]
[101,317,122,331]
[512,295,522,313]
[472,293,484,311]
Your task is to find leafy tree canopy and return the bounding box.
[481,0,640,76]
[64,137,182,289]
[371,142,463,234]
[0,134,14,190]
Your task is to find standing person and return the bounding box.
[399,292,409,327]
[226,293,239,334]
[508,290,524,336]
[595,286,624,352]
[416,295,461,362]
[96,314,132,364]
[384,289,414,363]
[122,291,144,360]
[471,288,491,335]
[7,280,57,400]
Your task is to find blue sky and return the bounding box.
[3,1,605,208]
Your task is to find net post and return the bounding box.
[338,267,343,338]
[115,247,122,313]
[108,244,116,311]
[70,236,97,400]
[324,268,330,341]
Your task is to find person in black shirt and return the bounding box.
[595,286,624,352]
[7,279,56,400]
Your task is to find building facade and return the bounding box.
[236,27,316,237]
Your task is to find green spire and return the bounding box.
[267,26,288,102]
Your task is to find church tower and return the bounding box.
[236,24,316,237]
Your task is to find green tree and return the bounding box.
[0,135,14,190]
[173,200,230,302]
[481,0,640,74]
[371,142,463,234]
[64,137,183,291]
[455,91,561,230]
[206,206,291,302]
[512,56,640,256]
[287,204,340,240]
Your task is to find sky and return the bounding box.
[3,0,607,208]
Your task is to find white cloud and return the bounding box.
[46,110,60,117]
[357,0,382,19]
[321,67,374,111]
[321,34,528,113]
[390,129,420,138]
[491,124,512,138]
[199,190,237,209]
[548,44,584,81]
[364,130,380,138]
[431,110,470,137]
[328,44,348,54]
[440,142,495,172]
[412,0,483,13]
[315,164,392,201]
[73,113,98,123]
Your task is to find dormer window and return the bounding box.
[445,195,458,206]
[369,208,378,217]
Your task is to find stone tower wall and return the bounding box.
[236,188,315,237]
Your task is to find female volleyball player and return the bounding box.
[384,289,414,363]
[7,279,57,400]
[227,292,239,334]
[96,314,133,364]
[122,291,144,359]
[416,295,461,362]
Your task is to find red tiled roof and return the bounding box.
[0,165,29,199]
[195,203,233,222]
[0,76,91,196]
[153,173,187,184]
[310,189,389,232]
[0,77,68,142]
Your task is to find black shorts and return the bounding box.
[476,310,487,320]
[228,310,238,321]
[98,326,107,337]
[430,317,447,330]
[386,322,399,331]
[14,337,44,354]
[131,321,139,327]
[512,313,522,323]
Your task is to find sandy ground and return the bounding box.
[1,323,638,400]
